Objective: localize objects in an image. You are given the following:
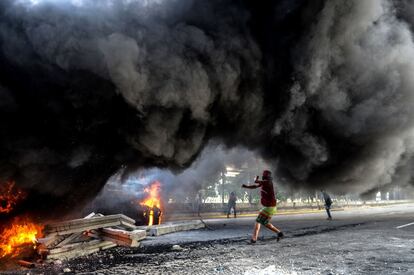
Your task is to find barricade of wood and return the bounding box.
[36,213,146,261]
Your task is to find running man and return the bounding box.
[242,170,284,243]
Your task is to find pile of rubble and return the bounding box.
[9,213,205,270]
[36,213,146,261]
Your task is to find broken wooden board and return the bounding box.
[44,214,137,235]
[147,220,205,236]
[100,228,146,247]
[46,240,117,261]
[54,232,84,247]
[37,234,64,248]
[39,213,144,261]
[38,212,107,249]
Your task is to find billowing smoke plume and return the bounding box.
[287,0,414,194]
[88,143,266,217]
[1,0,414,216]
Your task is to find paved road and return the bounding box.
[5,203,414,274]
[110,203,414,274]
[142,203,414,247]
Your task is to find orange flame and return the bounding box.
[139,181,162,226]
[0,217,43,258]
[0,181,26,214]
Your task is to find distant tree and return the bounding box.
[203,182,218,202]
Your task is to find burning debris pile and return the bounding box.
[37,213,145,261]
[0,176,196,270]
[0,182,43,265]
[1,210,205,270]
[0,217,43,259]
[0,213,146,268]
[0,180,145,267]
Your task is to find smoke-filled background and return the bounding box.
[1,0,414,217]
[85,143,267,218]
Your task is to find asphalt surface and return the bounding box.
[143,204,414,247]
[4,203,414,274]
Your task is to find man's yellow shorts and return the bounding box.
[256,206,276,225]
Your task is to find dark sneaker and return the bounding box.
[250,239,257,244]
[277,232,284,242]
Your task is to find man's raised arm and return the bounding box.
[242,183,261,189]
[242,176,262,189]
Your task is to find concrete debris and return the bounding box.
[146,220,205,236]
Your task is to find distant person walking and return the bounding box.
[227,192,237,218]
[242,170,284,243]
[194,192,202,216]
[321,190,333,220]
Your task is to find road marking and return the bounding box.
[396,222,414,229]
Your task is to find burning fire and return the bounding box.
[139,181,162,226]
[0,181,26,214]
[0,217,43,258]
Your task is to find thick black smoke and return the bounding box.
[1,0,414,217]
[86,144,266,218]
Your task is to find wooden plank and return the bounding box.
[49,240,114,255]
[100,235,139,247]
[105,228,145,239]
[119,221,138,230]
[37,234,65,248]
[44,214,136,235]
[49,240,100,255]
[84,230,100,239]
[100,228,145,247]
[50,220,121,235]
[86,213,104,218]
[46,214,135,230]
[38,213,138,261]
[83,212,96,219]
[101,228,146,239]
[55,232,84,247]
[101,242,117,250]
[84,228,144,247]
[46,241,117,261]
[18,260,35,268]
[38,213,100,249]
